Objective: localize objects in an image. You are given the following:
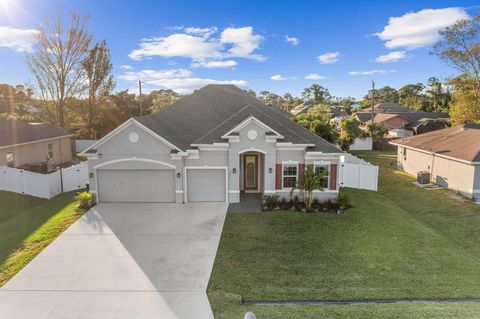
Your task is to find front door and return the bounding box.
[244,155,258,192]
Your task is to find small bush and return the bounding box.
[279,197,290,210]
[336,190,353,209]
[74,191,94,210]
[262,194,279,211]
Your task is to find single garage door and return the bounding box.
[97,169,175,203]
[187,169,226,202]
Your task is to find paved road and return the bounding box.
[0,202,228,319]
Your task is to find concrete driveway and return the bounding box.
[0,202,228,319]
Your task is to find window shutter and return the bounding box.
[330,164,337,190]
[298,164,305,180]
[275,164,282,190]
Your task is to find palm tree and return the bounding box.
[289,166,328,211]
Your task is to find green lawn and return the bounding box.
[208,151,480,318]
[0,190,85,286]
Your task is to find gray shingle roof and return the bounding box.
[0,119,72,147]
[136,85,340,152]
[391,124,480,162]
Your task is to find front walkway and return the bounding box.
[228,193,263,213]
[0,202,228,319]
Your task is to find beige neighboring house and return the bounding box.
[390,124,480,202]
[0,119,74,170]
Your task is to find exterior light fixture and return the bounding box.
[98,153,103,158]
[232,168,237,174]
[176,172,181,178]
[268,167,273,174]
[89,172,94,178]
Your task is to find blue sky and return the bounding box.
[0,0,479,98]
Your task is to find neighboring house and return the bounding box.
[355,103,449,135]
[291,100,348,118]
[0,119,73,169]
[390,124,480,202]
[80,85,376,204]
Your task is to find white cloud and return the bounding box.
[285,35,299,46]
[270,74,287,81]
[119,68,247,94]
[120,65,133,70]
[191,60,237,68]
[0,26,38,52]
[118,69,192,81]
[129,26,264,64]
[348,70,396,76]
[305,73,326,80]
[376,7,469,50]
[317,52,340,64]
[128,33,222,60]
[184,26,218,38]
[220,26,264,61]
[375,51,407,63]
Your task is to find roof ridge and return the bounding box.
[192,104,255,144]
[250,104,316,144]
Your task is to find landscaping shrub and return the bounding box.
[74,191,94,210]
[336,190,353,209]
[262,194,279,211]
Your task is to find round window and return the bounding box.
[247,129,258,140]
[128,132,140,143]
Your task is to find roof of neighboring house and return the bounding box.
[0,119,72,148]
[360,102,415,113]
[136,85,341,152]
[290,100,348,117]
[355,109,449,127]
[391,124,480,163]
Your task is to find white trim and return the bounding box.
[238,147,267,155]
[263,190,276,193]
[314,160,331,165]
[390,142,480,166]
[94,157,176,170]
[190,143,229,151]
[229,190,240,193]
[281,160,299,164]
[175,190,184,193]
[222,115,284,138]
[281,162,299,190]
[80,118,181,155]
[305,152,344,160]
[184,166,229,202]
[0,135,74,150]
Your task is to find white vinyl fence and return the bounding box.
[339,154,378,191]
[349,137,373,151]
[0,162,89,199]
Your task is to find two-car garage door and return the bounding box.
[97,169,175,203]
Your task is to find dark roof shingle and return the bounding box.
[0,119,72,147]
[136,85,340,152]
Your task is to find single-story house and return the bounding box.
[80,85,377,204]
[355,103,450,135]
[390,124,480,202]
[0,119,74,170]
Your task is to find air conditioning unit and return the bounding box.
[417,171,430,184]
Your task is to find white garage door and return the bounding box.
[97,169,175,203]
[187,169,226,202]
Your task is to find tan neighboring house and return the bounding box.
[0,119,74,170]
[390,124,480,202]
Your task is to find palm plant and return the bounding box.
[289,166,328,212]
